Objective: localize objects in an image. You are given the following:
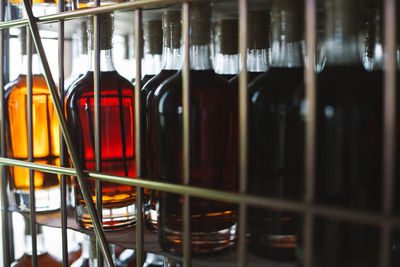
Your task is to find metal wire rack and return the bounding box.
[0,0,398,266]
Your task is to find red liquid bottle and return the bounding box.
[143,10,182,233]
[247,0,304,261]
[154,3,238,255]
[66,13,136,230]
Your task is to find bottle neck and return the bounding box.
[247,48,270,72]
[214,53,239,75]
[143,52,162,76]
[190,45,213,70]
[325,0,362,65]
[89,49,116,72]
[271,40,304,68]
[162,47,182,70]
[21,54,42,75]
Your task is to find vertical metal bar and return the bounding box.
[303,0,317,267]
[181,3,191,266]
[0,0,11,265]
[21,2,114,266]
[134,7,144,267]
[380,0,397,266]
[93,0,103,265]
[57,0,68,266]
[26,24,38,267]
[182,3,191,267]
[238,0,248,266]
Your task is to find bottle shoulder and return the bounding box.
[6,74,54,100]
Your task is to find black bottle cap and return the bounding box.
[248,11,270,49]
[20,26,37,55]
[216,19,238,55]
[162,10,181,49]
[144,20,162,55]
[80,20,88,54]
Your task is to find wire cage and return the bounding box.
[0,0,398,266]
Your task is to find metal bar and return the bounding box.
[0,0,11,265]
[93,3,104,266]
[57,0,68,265]
[134,7,144,267]
[380,0,397,266]
[181,3,191,266]
[238,0,248,266]
[303,0,317,266]
[26,23,38,267]
[20,2,114,266]
[0,0,187,30]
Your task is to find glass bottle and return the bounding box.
[139,20,163,85]
[247,0,304,261]
[5,27,60,212]
[66,13,136,230]
[213,19,239,80]
[11,218,62,267]
[143,10,182,233]
[314,0,382,266]
[229,10,270,88]
[66,21,89,92]
[154,2,238,255]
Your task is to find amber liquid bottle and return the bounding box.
[5,27,60,212]
[247,0,304,261]
[213,19,239,81]
[66,13,136,229]
[143,10,182,233]
[314,0,382,266]
[155,3,238,255]
[229,11,270,88]
[12,218,62,267]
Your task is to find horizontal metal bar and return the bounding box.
[0,0,186,30]
[1,157,399,228]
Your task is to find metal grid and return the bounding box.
[0,0,397,266]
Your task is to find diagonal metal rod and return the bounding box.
[20,1,114,266]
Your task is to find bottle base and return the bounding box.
[76,202,136,230]
[160,223,237,256]
[13,187,60,212]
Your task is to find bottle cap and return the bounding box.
[190,2,211,46]
[271,0,304,43]
[88,13,113,50]
[144,20,162,55]
[216,19,238,55]
[248,11,270,49]
[80,20,88,54]
[162,10,181,49]
[325,0,359,42]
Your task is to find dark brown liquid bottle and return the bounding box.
[143,10,182,233]
[314,0,382,266]
[154,3,238,255]
[229,11,270,87]
[247,0,304,261]
[66,13,136,230]
[213,19,239,80]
